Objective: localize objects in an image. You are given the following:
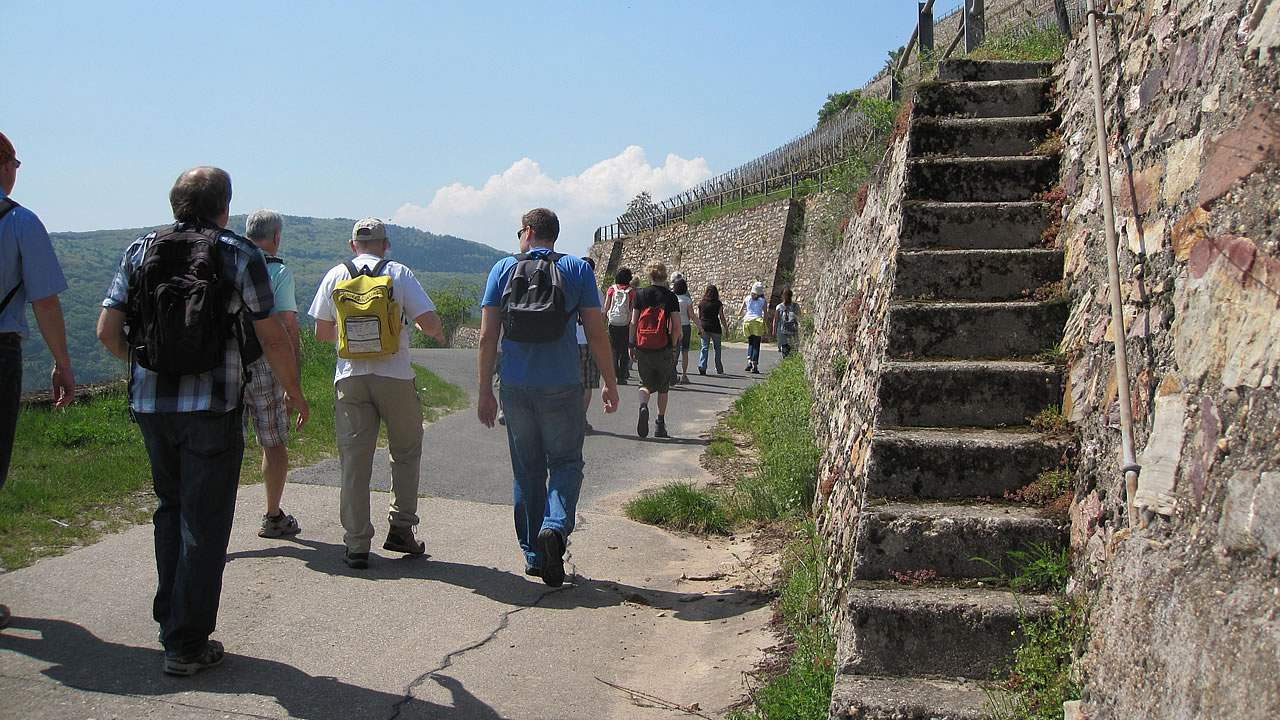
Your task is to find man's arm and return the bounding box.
[582,307,618,414]
[279,310,301,371]
[413,310,446,345]
[476,306,500,427]
[628,306,639,361]
[31,295,75,408]
[252,315,310,430]
[669,308,683,347]
[314,319,336,344]
[97,307,129,362]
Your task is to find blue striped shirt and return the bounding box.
[102,227,276,413]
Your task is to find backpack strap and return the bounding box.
[343,260,361,278]
[265,256,284,265]
[371,258,392,277]
[0,198,17,221]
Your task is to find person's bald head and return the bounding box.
[169,166,232,226]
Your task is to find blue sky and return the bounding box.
[3,1,926,258]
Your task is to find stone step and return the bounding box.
[910,115,1058,158]
[901,201,1051,250]
[895,248,1064,302]
[830,674,995,720]
[887,300,1069,360]
[914,78,1052,119]
[939,58,1054,82]
[907,157,1059,203]
[868,427,1071,500]
[879,361,1064,428]
[851,501,1068,581]
[840,583,1056,679]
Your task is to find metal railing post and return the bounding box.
[965,0,986,52]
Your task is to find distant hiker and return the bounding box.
[96,166,309,676]
[629,262,682,439]
[741,282,767,374]
[578,256,607,433]
[308,218,445,570]
[694,284,728,376]
[242,210,303,539]
[774,289,802,357]
[477,208,618,587]
[604,267,634,384]
[671,275,693,384]
[0,131,76,631]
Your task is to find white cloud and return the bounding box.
[390,146,712,259]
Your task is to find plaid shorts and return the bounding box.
[579,344,600,389]
[242,357,289,448]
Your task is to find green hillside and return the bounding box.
[20,215,507,392]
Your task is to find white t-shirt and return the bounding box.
[676,294,693,326]
[576,285,606,344]
[308,253,436,383]
[742,294,767,321]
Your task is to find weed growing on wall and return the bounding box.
[985,596,1088,720]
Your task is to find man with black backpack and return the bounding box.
[629,262,682,439]
[96,166,309,677]
[308,218,445,571]
[477,208,618,587]
[0,131,76,631]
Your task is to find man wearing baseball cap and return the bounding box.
[0,132,76,630]
[308,218,445,570]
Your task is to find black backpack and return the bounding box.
[500,251,571,343]
[126,223,236,376]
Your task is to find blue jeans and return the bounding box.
[135,410,243,658]
[747,335,762,364]
[500,382,585,570]
[698,332,723,374]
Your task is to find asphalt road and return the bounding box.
[291,344,781,511]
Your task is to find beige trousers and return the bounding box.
[334,374,424,552]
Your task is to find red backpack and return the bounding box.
[635,304,669,350]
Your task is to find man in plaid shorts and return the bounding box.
[243,210,303,538]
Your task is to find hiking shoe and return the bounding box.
[637,404,649,438]
[584,422,594,434]
[497,413,506,426]
[0,603,10,630]
[343,549,370,569]
[258,511,300,538]
[537,528,565,587]
[524,565,541,577]
[654,421,670,439]
[383,526,426,555]
[163,640,225,677]
[698,367,706,376]
[752,364,761,374]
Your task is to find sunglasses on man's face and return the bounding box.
[516,226,526,240]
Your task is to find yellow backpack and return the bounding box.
[332,259,402,359]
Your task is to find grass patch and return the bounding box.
[1027,405,1069,435]
[706,429,737,459]
[967,24,1066,63]
[729,521,835,720]
[974,542,1072,594]
[624,483,730,535]
[986,597,1088,720]
[2,331,466,570]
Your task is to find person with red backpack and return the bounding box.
[629,262,682,439]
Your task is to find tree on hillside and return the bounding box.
[412,280,480,348]
[619,190,661,233]
[818,90,862,126]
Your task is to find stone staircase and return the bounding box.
[829,60,1072,720]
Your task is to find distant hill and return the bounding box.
[20,216,507,392]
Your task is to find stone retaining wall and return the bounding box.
[1048,1,1280,716]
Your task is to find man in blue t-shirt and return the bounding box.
[0,131,76,631]
[477,207,618,587]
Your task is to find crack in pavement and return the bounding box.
[387,568,572,720]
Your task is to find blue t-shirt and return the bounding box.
[0,191,67,338]
[482,249,600,386]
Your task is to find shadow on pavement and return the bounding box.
[225,539,766,621]
[0,617,502,720]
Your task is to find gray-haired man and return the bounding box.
[244,210,302,538]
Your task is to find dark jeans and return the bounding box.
[0,339,20,491]
[135,410,244,657]
[608,324,630,381]
[747,335,762,364]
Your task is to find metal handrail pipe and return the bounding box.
[1086,0,1140,526]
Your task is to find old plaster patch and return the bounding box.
[1218,471,1280,558]
[1134,392,1186,517]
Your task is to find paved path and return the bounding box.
[0,344,782,719]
